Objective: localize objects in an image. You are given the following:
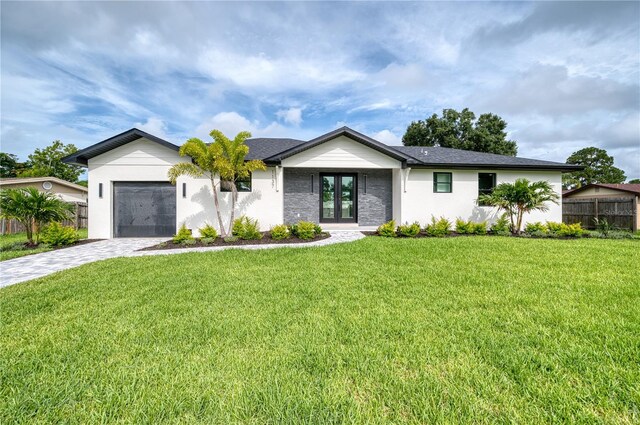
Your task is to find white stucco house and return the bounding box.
[63,127,580,238]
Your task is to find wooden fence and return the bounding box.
[563,197,636,230]
[1,202,87,235]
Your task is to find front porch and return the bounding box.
[282,168,393,227]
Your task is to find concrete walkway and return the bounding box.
[0,231,365,288]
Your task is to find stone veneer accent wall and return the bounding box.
[283,168,392,226]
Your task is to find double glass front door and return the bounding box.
[321,174,356,223]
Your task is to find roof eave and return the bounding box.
[408,163,584,172]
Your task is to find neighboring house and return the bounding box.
[0,177,88,203]
[563,183,640,231]
[63,127,580,238]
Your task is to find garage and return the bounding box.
[113,182,176,237]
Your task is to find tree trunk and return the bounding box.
[210,175,227,236]
[516,208,524,234]
[24,218,34,245]
[228,181,238,236]
[508,209,516,234]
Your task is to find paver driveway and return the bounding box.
[0,231,365,288]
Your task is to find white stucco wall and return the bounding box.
[281,136,402,169]
[87,138,283,238]
[398,169,563,226]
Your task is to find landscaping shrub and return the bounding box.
[473,221,488,235]
[232,216,246,237]
[173,223,194,244]
[377,220,397,237]
[292,221,317,240]
[490,213,511,235]
[398,222,421,237]
[233,216,263,240]
[524,222,547,234]
[455,219,475,235]
[198,223,218,239]
[593,218,615,237]
[424,216,451,237]
[40,222,79,246]
[224,236,239,243]
[545,221,583,237]
[270,224,290,240]
[182,239,197,246]
[201,237,216,245]
[314,223,323,235]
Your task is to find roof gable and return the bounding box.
[563,183,640,197]
[265,127,411,164]
[62,128,179,166]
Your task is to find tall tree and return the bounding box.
[477,178,559,234]
[18,141,83,183]
[167,130,266,236]
[1,153,21,177]
[402,108,518,156]
[563,147,626,189]
[627,178,640,184]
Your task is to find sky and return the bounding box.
[1,1,639,178]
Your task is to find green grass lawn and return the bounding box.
[0,228,88,261]
[1,237,638,423]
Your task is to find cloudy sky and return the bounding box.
[2,1,639,178]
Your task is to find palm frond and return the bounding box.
[167,162,204,184]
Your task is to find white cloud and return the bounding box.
[276,107,303,126]
[135,117,169,139]
[372,129,401,145]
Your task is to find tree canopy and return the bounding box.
[627,178,640,184]
[563,147,626,189]
[0,153,28,178]
[402,108,518,156]
[17,140,83,183]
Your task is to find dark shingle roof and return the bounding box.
[393,146,582,170]
[63,126,582,171]
[244,138,306,161]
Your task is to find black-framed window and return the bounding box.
[220,173,252,192]
[478,173,496,204]
[433,172,452,193]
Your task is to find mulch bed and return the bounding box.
[363,231,592,239]
[139,232,330,251]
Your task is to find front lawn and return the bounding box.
[0,228,88,261]
[1,237,638,423]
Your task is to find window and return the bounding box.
[478,173,496,205]
[433,172,452,193]
[220,173,252,192]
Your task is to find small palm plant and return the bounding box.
[168,130,266,236]
[0,187,74,244]
[478,178,559,234]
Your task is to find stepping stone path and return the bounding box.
[0,231,365,288]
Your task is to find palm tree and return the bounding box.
[478,178,559,234]
[168,129,266,236]
[0,187,74,244]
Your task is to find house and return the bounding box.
[62,127,580,238]
[563,183,640,231]
[0,177,88,203]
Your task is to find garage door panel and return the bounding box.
[114,182,176,237]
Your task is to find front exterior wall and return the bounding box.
[398,169,563,226]
[88,138,284,238]
[283,168,392,226]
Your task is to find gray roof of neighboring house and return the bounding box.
[63,126,581,171]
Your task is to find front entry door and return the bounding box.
[320,174,357,223]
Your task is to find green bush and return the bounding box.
[377,220,397,237]
[424,216,451,237]
[173,223,194,244]
[398,222,421,237]
[455,219,475,235]
[198,223,218,239]
[182,239,197,246]
[545,221,583,237]
[530,230,551,238]
[593,218,615,237]
[232,216,246,237]
[292,221,317,240]
[233,216,263,240]
[314,223,323,235]
[224,236,238,243]
[545,221,564,234]
[40,222,79,246]
[524,222,547,234]
[270,224,291,240]
[490,213,510,234]
[201,237,216,245]
[474,221,488,235]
